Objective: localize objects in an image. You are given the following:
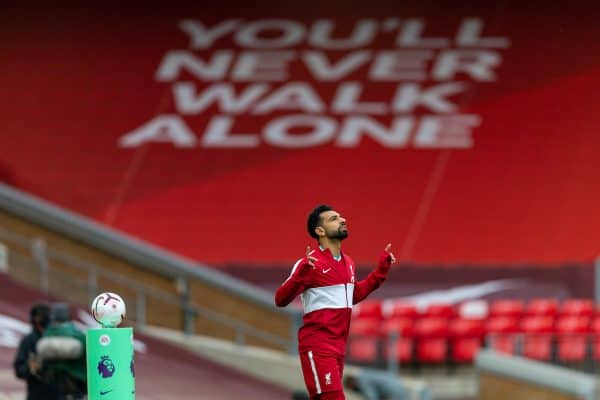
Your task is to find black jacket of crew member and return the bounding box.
[13,305,59,400]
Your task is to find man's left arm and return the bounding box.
[353,244,395,304]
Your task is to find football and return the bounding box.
[91,292,126,328]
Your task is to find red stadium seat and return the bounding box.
[521,316,554,361]
[381,318,415,363]
[526,299,559,317]
[348,318,380,363]
[423,303,456,319]
[389,302,418,320]
[353,299,383,320]
[521,316,554,333]
[414,317,449,363]
[556,316,590,333]
[489,299,525,319]
[485,317,520,355]
[449,318,485,362]
[560,299,594,317]
[556,316,590,363]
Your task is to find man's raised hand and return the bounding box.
[377,243,396,271]
[294,246,317,280]
[305,246,317,268]
[384,243,397,264]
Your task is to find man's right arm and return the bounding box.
[275,247,317,307]
[274,257,314,307]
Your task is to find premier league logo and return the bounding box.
[97,355,116,378]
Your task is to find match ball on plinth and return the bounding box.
[91,292,126,328]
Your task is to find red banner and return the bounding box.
[1,2,599,266]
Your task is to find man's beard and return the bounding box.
[327,228,349,240]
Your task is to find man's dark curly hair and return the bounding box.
[307,204,334,239]
[30,303,50,328]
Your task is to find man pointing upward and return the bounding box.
[275,204,396,400]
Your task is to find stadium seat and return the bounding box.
[449,318,485,362]
[489,299,524,319]
[521,316,554,361]
[525,299,559,317]
[556,316,590,332]
[348,318,380,363]
[414,317,449,363]
[485,316,520,355]
[556,316,590,363]
[353,299,383,320]
[559,299,594,317]
[423,303,456,319]
[388,302,418,320]
[381,318,415,363]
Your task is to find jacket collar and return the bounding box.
[319,245,343,261]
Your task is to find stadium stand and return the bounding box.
[348,297,600,374]
[0,274,291,400]
[0,183,302,353]
[2,3,600,400]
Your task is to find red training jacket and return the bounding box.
[275,246,391,356]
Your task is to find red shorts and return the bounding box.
[299,351,345,398]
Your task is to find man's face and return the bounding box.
[32,314,49,333]
[318,210,348,240]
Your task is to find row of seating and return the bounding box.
[353,315,600,336]
[348,298,600,365]
[349,319,600,364]
[352,299,598,321]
